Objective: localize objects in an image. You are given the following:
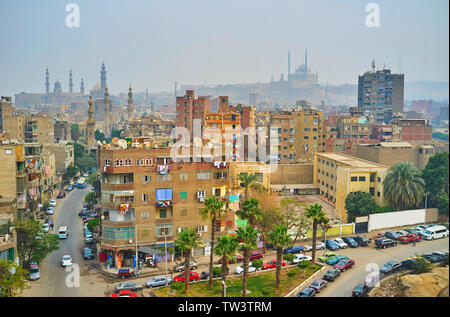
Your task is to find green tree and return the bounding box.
[280,197,311,244]
[200,195,226,289]
[75,156,97,173]
[422,152,449,207]
[283,253,295,264]
[413,255,432,274]
[437,193,449,220]
[236,224,259,297]
[86,218,100,233]
[383,162,426,210]
[84,192,98,209]
[256,208,282,254]
[111,129,123,139]
[305,203,327,265]
[268,224,293,292]
[65,165,79,180]
[42,201,50,212]
[70,124,80,142]
[174,228,202,295]
[67,142,85,159]
[14,219,59,268]
[214,234,240,297]
[0,259,29,297]
[318,217,331,242]
[95,130,106,143]
[236,198,261,227]
[234,173,266,200]
[345,191,377,222]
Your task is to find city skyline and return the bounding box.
[0,0,448,98]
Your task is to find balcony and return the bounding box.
[101,183,134,191]
[102,201,135,210]
[102,220,136,228]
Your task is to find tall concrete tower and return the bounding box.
[80,78,85,95]
[86,93,96,149]
[100,62,107,93]
[69,69,73,93]
[127,84,134,121]
[288,49,291,76]
[45,67,50,94]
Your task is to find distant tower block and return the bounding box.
[69,69,73,93]
[86,93,96,149]
[151,100,155,116]
[127,84,134,121]
[80,78,85,95]
[45,67,50,94]
[100,62,107,93]
[288,49,291,75]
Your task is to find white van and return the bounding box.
[58,226,68,239]
[422,225,449,240]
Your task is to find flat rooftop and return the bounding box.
[317,152,387,169]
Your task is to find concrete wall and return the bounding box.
[368,209,426,232]
[270,164,313,184]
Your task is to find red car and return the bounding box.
[334,259,355,272]
[111,290,137,297]
[262,259,286,270]
[218,253,242,264]
[249,251,263,261]
[398,233,422,244]
[173,271,200,283]
[57,192,66,198]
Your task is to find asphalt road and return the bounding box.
[22,186,107,297]
[315,237,449,297]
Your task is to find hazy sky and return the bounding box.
[0,0,448,96]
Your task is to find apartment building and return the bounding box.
[176,90,211,140]
[98,141,237,268]
[313,152,388,222]
[3,114,54,144]
[394,118,432,144]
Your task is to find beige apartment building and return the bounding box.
[314,152,389,222]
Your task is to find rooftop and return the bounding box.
[317,152,387,169]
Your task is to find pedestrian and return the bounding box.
[412,239,416,247]
[50,223,54,230]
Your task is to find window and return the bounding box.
[369,187,375,196]
[114,159,123,167]
[370,174,375,182]
[141,212,150,220]
[159,209,167,218]
[142,194,148,202]
[155,188,173,200]
[351,176,357,182]
[124,158,132,166]
[318,169,321,173]
[197,190,206,198]
[179,173,188,181]
[377,191,380,197]
[359,176,366,182]
[197,172,211,180]
[157,174,172,182]
[105,159,111,166]
[214,172,227,179]
[136,158,144,166]
[378,177,381,182]
[142,175,151,184]
[156,224,173,237]
[304,136,309,139]
[145,158,152,166]
[180,192,187,199]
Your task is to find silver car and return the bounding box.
[145,276,172,288]
[114,282,143,292]
[305,242,325,251]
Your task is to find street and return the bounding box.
[22,185,108,297]
[315,237,449,297]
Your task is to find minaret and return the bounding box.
[86,93,96,149]
[305,48,308,72]
[45,67,50,94]
[288,49,291,76]
[151,100,155,116]
[69,69,73,93]
[127,84,133,121]
[371,59,376,73]
[80,78,85,95]
[100,62,107,93]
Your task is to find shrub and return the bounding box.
[213,267,222,276]
[287,270,297,279]
[283,254,295,264]
[297,260,310,269]
[413,255,432,274]
[171,282,184,291]
[261,287,272,296]
[252,259,263,270]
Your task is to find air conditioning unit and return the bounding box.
[198,197,205,203]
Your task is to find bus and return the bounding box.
[77,177,87,189]
[58,226,69,239]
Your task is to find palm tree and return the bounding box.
[174,228,202,295]
[235,173,266,200]
[236,224,259,297]
[383,162,426,210]
[305,203,326,265]
[214,234,240,297]
[200,195,226,289]
[318,217,331,243]
[236,197,261,227]
[267,224,293,292]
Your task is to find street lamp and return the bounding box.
[424,192,430,210]
[135,224,139,277]
[162,232,168,286]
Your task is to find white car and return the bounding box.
[332,238,348,249]
[42,223,49,233]
[61,255,73,267]
[305,242,325,251]
[235,262,257,274]
[45,207,54,215]
[50,200,57,207]
[292,254,312,264]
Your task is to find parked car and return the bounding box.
[173,271,200,283]
[323,268,340,282]
[422,225,449,240]
[45,207,54,215]
[49,199,57,207]
[218,254,242,264]
[117,268,136,279]
[398,233,422,244]
[297,287,316,297]
[83,247,94,260]
[375,238,397,249]
[235,263,256,274]
[57,192,66,199]
[28,262,40,281]
[262,259,286,270]
[309,279,328,293]
[325,255,349,266]
[325,240,340,251]
[396,230,409,237]
[145,276,172,288]
[42,223,50,233]
[66,185,73,191]
[201,267,229,279]
[85,234,94,244]
[304,242,325,251]
[384,231,403,240]
[380,261,402,274]
[249,251,263,261]
[44,218,54,226]
[405,228,423,237]
[61,255,73,267]
[318,252,337,263]
[173,261,198,272]
[292,254,312,264]
[432,251,448,258]
[352,235,371,246]
[423,253,445,263]
[332,238,348,249]
[283,245,305,254]
[401,259,419,270]
[342,237,358,248]
[334,259,355,271]
[114,282,143,292]
[352,284,370,297]
[111,290,137,297]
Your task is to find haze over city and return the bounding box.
[0,0,448,97]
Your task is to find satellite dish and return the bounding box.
[118,139,127,149]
